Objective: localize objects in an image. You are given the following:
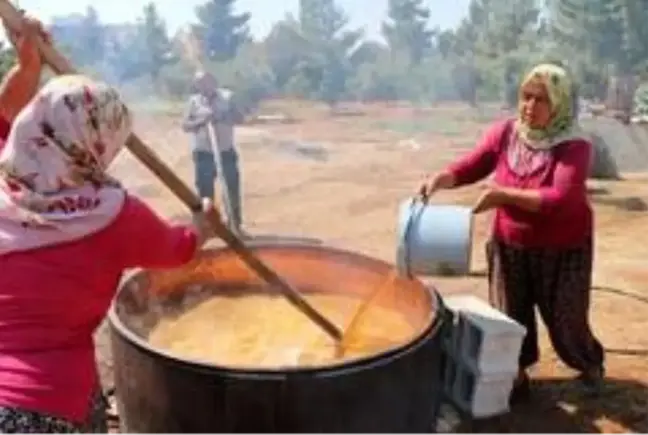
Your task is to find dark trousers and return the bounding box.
[192,149,242,229]
[487,239,604,372]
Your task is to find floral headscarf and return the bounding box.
[515,63,585,150]
[0,74,132,255]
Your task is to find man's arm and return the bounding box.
[181,97,211,132]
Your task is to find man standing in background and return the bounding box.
[182,71,245,236]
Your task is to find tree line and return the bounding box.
[1,0,647,111]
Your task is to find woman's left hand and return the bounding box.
[472,184,507,214]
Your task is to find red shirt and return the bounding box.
[447,119,593,248]
[0,195,197,423]
[0,115,10,148]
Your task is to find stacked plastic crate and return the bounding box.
[441,295,527,418]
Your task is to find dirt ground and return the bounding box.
[98,100,648,433]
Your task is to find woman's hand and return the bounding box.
[5,14,50,65]
[192,198,220,246]
[472,183,507,214]
[16,15,51,43]
[418,171,455,200]
[0,14,47,122]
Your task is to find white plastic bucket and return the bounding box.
[396,198,473,277]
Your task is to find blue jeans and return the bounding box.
[192,149,242,229]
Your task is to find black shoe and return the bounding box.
[578,366,605,393]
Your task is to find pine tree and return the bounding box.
[194,0,251,61]
[139,3,174,81]
[297,0,363,106]
[80,6,105,64]
[382,0,433,64]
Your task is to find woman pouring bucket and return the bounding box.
[417,64,604,403]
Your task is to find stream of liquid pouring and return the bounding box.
[336,271,398,357]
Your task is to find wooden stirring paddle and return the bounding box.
[0,0,342,342]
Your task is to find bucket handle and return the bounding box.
[401,197,426,279]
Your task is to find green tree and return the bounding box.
[139,3,174,82]
[104,28,144,82]
[49,7,105,66]
[194,0,251,61]
[0,42,16,79]
[548,0,648,73]
[484,1,540,55]
[297,0,364,106]
[263,15,308,90]
[447,0,487,57]
[382,0,434,65]
[80,6,105,64]
[546,0,648,98]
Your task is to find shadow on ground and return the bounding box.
[457,377,647,433]
[242,233,323,245]
[591,195,648,211]
[199,233,323,250]
[587,180,647,212]
[587,186,610,196]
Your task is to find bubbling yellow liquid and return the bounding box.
[148,293,417,368]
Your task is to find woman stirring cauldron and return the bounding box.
[420,64,604,402]
[0,75,215,432]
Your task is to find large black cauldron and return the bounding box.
[108,243,449,433]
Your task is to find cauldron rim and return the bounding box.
[108,242,444,378]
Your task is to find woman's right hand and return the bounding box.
[418,172,455,200]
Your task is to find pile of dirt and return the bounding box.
[582,117,648,177]
[589,132,621,180]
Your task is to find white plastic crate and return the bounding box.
[442,353,516,418]
[443,294,526,374]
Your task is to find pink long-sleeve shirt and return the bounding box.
[447,118,593,248]
[0,195,198,423]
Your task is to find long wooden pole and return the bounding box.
[0,1,342,341]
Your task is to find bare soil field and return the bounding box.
[98,100,648,433]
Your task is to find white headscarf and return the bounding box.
[0,74,132,255]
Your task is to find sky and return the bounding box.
[11,0,470,40]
